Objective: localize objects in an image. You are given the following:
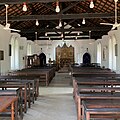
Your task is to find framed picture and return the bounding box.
[0,50,4,60]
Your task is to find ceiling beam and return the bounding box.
[60,2,80,14]
[0,0,85,4]
[0,13,117,21]
[20,27,111,33]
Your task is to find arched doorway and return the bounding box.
[14,38,19,69]
[109,37,113,69]
[109,35,117,70]
[10,36,20,70]
[27,43,32,55]
[39,53,46,67]
[83,52,91,64]
[112,35,117,70]
[97,42,102,65]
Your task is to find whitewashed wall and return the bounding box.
[36,39,96,64]
[19,37,27,69]
[0,25,11,74]
[95,27,120,73]
[1,23,120,74]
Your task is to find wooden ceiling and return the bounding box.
[0,0,120,40]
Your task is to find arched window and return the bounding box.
[14,38,19,69]
[10,36,20,70]
[109,35,116,70]
[27,43,32,55]
[10,36,15,70]
[112,35,117,70]
[97,42,102,65]
[109,37,113,69]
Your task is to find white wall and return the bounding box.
[0,25,11,74]
[1,23,120,73]
[19,37,27,69]
[37,39,96,64]
[95,27,120,73]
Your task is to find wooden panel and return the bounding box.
[56,43,74,67]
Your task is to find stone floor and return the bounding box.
[23,72,77,120]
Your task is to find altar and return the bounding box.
[56,43,74,68]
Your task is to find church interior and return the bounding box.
[0,0,120,120]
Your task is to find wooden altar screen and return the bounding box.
[56,43,74,67]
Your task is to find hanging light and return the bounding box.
[82,18,85,24]
[23,2,27,11]
[75,36,77,40]
[45,32,47,36]
[59,19,62,27]
[78,24,81,27]
[36,19,39,26]
[61,33,63,38]
[35,32,37,40]
[55,1,60,13]
[114,0,118,2]
[90,0,94,8]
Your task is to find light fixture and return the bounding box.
[36,19,39,26]
[45,32,47,36]
[75,36,77,40]
[61,33,63,38]
[90,0,94,8]
[114,0,118,2]
[59,19,62,27]
[89,31,91,39]
[78,24,81,26]
[55,1,60,13]
[23,2,27,11]
[82,18,85,24]
[35,32,37,40]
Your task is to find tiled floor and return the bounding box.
[23,72,77,120]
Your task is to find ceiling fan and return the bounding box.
[4,4,20,32]
[100,0,120,30]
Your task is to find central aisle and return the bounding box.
[23,72,77,120]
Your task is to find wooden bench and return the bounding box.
[0,89,23,119]
[9,67,56,86]
[0,76,38,101]
[0,83,28,113]
[0,96,18,120]
[76,88,120,120]
[82,99,120,120]
[73,77,120,120]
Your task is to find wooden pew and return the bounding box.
[0,89,23,119]
[0,96,18,120]
[0,75,39,100]
[82,99,120,120]
[73,77,120,120]
[0,83,28,113]
[9,67,56,86]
